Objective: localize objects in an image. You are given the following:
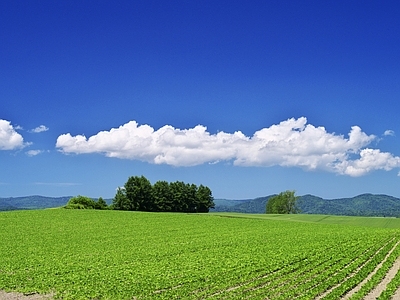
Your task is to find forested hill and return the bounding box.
[213,194,400,217]
[0,196,72,211]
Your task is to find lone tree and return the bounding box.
[266,190,300,214]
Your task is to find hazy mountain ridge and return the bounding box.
[2,194,400,217]
[0,196,116,211]
[213,193,400,217]
[0,196,72,211]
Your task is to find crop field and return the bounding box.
[1,210,400,299]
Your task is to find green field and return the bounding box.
[1,210,400,299]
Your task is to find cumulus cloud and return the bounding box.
[0,119,27,150]
[56,117,400,176]
[384,130,395,136]
[334,149,400,176]
[30,125,49,133]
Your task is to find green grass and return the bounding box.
[0,210,400,299]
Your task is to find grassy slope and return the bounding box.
[0,210,399,299]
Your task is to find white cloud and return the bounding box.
[334,149,400,176]
[0,119,27,150]
[30,125,49,133]
[384,130,395,136]
[26,150,43,156]
[56,117,400,176]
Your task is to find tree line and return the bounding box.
[113,176,215,213]
[64,175,215,213]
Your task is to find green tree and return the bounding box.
[65,195,97,209]
[169,181,187,212]
[124,175,154,211]
[196,185,215,213]
[186,183,198,212]
[95,197,108,210]
[153,180,172,212]
[112,187,129,210]
[113,175,215,213]
[266,190,300,214]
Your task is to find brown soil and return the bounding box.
[342,240,400,299]
[0,291,53,300]
[363,257,400,299]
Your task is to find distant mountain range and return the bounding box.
[213,194,400,217]
[0,196,115,211]
[0,196,72,211]
[2,194,400,217]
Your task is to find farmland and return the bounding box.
[1,210,400,299]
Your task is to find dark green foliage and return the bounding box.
[112,187,129,210]
[169,181,188,212]
[65,196,109,210]
[153,180,173,211]
[64,195,108,209]
[196,184,215,212]
[65,195,97,209]
[124,175,154,211]
[64,203,86,209]
[95,197,108,210]
[113,175,214,213]
[266,190,300,214]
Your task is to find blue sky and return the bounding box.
[1,1,400,199]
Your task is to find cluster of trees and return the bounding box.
[113,176,215,213]
[266,190,300,214]
[65,195,108,210]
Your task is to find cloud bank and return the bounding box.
[0,119,26,150]
[56,117,400,176]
